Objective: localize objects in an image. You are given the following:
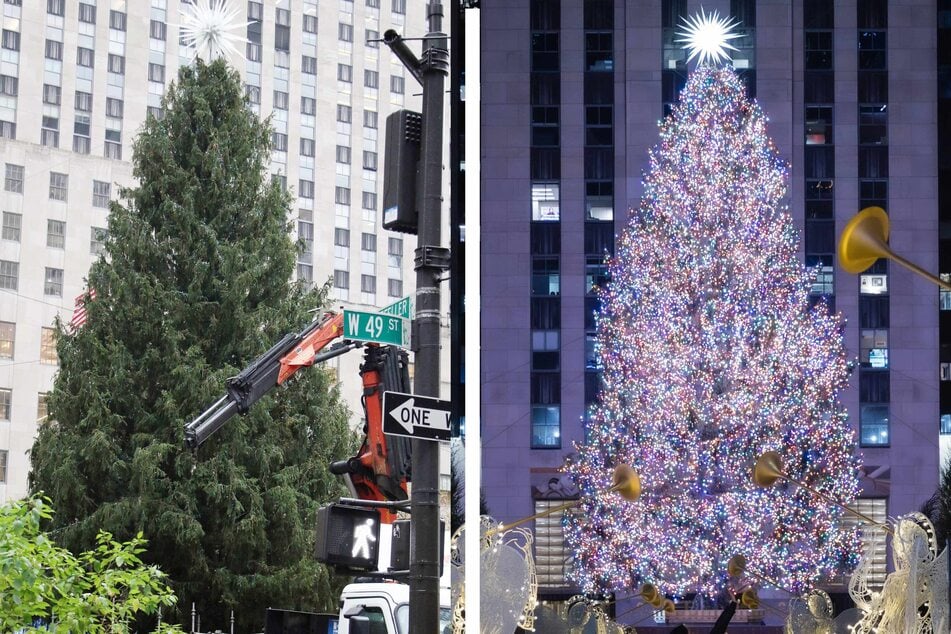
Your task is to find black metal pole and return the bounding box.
[386,3,449,632]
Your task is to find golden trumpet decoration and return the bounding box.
[491,464,641,534]
[740,587,760,609]
[752,451,892,534]
[727,553,799,598]
[839,206,951,290]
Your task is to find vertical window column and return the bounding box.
[147,1,168,121]
[803,0,835,308]
[0,0,19,138]
[104,7,126,159]
[857,0,889,446]
[582,0,614,428]
[661,0,687,116]
[530,0,561,449]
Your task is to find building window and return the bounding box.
[366,29,379,47]
[336,145,351,164]
[388,237,403,257]
[109,10,126,31]
[43,84,61,105]
[0,260,16,290]
[0,75,16,97]
[106,98,123,118]
[245,84,261,104]
[246,43,262,62]
[531,406,561,448]
[90,227,107,255]
[363,151,377,171]
[333,270,349,289]
[362,191,377,210]
[303,14,317,33]
[272,90,289,111]
[338,63,352,82]
[40,327,57,365]
[532,182,560,221]
[0,321,13,358]
[49,172,68,201]
[73,135,91,154]
[388,279,402,297]
[335,187,351,205]
[0,121,15,139]
[1,30,20,52]
[297,263,313,283]
[364,70,378,88]
[37,393,49,422]
[532,258,560,296]
[75,91,93,112]
[534,499,573,586]
[337,104,352,123]
[272,133,287,152]
[300,138,315,157]
[334,228,350,247]
[92,181,111,208]
[79,2,96,24]
[77,47,94,68]
[302,56,317,74]
[860,328,889,368]
[301,96,316,115]
[297,217,313,255]
[150,20,167,40]
[0,388,9,420]
[361,232,377,252]
[41,118,60,148]
[0,449,6,483]
[149,63,165,83]
[107,54,125,75]
[47,0,65,16]
[2,212,20,241]
[4,164,22,193]
[45,39,63,60]
[860,404,889,446]
[47,220,65,249]
[247,1,263,20]
[299,180,314,199]
[392,0,406,14]
[339,22,353,42]
[361,274,376,294]
[364,110,378,129]
[44,267,64,296]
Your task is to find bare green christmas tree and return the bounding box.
[30,59,355,632]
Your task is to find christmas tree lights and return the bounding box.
[564,65,861,599]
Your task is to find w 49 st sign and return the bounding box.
[382,391,451,442]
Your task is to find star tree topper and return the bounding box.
[676,7,743,66]
[179,0,249,62]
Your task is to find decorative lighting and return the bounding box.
[563,64,861,600]
[676,8,743,66]
[179,0,248,62]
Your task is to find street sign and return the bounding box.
[380,295,413,319]
[382,391,451,442]
[343,309,410,347]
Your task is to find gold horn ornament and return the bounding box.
[839,206,951,290]
[491,464,641,534]
[751,451,892,534]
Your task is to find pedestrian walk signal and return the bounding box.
[315,503,381,570]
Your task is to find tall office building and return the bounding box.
[482,0,941,619]
[0,0,452,502]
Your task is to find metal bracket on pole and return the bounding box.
[414,245,451,270]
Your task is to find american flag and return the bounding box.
[69,288,97,332]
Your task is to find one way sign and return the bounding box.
[382,391,451,442]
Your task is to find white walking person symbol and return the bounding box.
[352,518,377,560]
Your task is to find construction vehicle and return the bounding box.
[183,310,413,516]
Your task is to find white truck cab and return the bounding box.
[338,582,452,634]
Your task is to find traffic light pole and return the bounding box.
[384,3,448,631]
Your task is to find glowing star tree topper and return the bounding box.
[676,7,743,66]
[179,0,249,62]
[563,64,861,600]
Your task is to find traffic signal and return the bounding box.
[315,503,381,570]
[382,109,422,234]
[389,518,445,575]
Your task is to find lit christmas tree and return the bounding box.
[563,60,861,598]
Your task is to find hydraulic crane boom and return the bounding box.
[184,312,355,449]
[183,310,412,509]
